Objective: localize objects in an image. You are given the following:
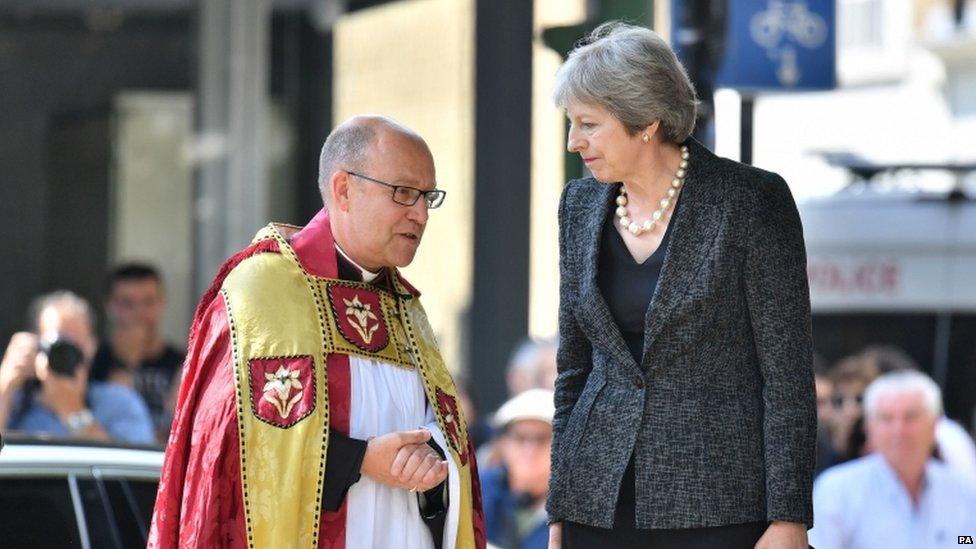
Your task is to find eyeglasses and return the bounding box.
[347,171,446,209]
[504,432,551,447]
[831,394,864,409]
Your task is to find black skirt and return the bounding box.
[562,459,767,549]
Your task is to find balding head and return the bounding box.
[323,115,437,271]
[317,115,431,203]
[29,290,98,362]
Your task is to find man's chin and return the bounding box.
[390,248,420,268]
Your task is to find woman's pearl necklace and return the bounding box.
[616,145,690,236]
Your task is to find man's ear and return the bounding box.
[330,170,353,212]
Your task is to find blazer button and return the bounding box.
[635,377,645,389]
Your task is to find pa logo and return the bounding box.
[959,535,974,544]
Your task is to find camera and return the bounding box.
[39,336,84,377]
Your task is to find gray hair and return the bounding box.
[28,290,94,333]
[553,21,698,143]
[863,370,943,420]
[317,123,377,199]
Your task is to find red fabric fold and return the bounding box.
[319,353,352,548]
[149,239,279,548]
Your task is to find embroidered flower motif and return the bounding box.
[343,295,380,344]
[262,365,304,419]
[435,387,467,465]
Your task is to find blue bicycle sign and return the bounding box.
[714,0,836,91]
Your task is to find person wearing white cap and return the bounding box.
[481,389,555,549]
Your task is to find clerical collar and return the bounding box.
[334,244,381,283]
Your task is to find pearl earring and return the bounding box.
[642,134,649,143]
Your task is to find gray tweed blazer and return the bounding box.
[546,138,816,530]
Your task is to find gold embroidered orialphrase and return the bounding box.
[343,295,380,344]
[262,365,305,419]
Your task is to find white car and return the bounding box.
[0,434,163,549]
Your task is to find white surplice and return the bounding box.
[337,247,460,549]
[345,356,461,549]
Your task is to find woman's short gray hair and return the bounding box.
[863,370,943,420]
[553,21,698,143]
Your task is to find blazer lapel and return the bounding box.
[641,139,725,368]
[575,183,642,374]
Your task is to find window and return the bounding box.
[840,0,884,49]
[103,479,158,547]
[836,0,913,84]
[78,478,121,548]
[0,477,81,548]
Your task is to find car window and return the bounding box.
[77,478,122,549]
[0,477,82,548]
[103,479,158,547]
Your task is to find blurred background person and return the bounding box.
[859,344,976,482]
[506,337,558,397]
[825,345,976,482]
[0,291,154,444]
[91,263,184,440]
[479,337,560,468]
[456,374,494,452]
[809,370,976,549]
[481,389,554,549]
[827,353,880,462]
[814,353,839,475]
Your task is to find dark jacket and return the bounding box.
[546,138,817,530]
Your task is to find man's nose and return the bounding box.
[407,198,429,224]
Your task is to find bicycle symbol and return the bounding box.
[749,0,828,86]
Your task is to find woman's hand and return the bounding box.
[755,521,807,549]
[548,522,562,549]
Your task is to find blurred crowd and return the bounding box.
[0,264,183,446]
[808,347,976,547]
[2,268,974,549]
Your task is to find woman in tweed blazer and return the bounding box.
[546,23,816,549]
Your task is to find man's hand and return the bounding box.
[390,442,448,493]
[41,368,88,420]
[361,429,446,491]
[0,332,38,393]
[755,521,807,549]
[548,522,562,549]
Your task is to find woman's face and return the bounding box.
[565,100,646,183]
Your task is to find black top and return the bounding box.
[91,342,184,436]
[597,186,681,364]
[593,186,680,528]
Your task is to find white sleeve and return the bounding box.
[936,417,976,483]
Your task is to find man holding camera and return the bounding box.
[0,291,155,444]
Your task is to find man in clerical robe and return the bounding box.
[149,115,485,549]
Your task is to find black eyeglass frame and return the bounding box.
[346,171,446,209]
